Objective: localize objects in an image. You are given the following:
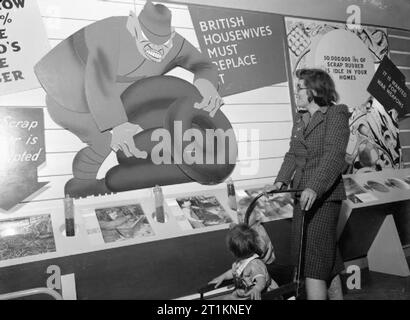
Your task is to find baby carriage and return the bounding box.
[198,189,306,300]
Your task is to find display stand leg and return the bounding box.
[367,215,410,277]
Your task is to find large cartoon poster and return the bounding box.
[285,17,400,173]
[34,1,238,200]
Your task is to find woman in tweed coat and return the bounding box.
[268,69,350,300]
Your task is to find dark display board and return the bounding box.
[189,6,287,96]
[0,219,292,299]
[368,56,410,118]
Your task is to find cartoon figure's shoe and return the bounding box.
[64,178,114,199]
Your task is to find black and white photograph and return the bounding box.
[176,195,232,229]
[363,180,390,193]
[239,187,294,221]
[0,214,56,261]
[343,177,366,203]
[384,178,410,190]
[95,204,155,243]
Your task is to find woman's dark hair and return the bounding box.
[227,223,262,259]
[295,68,339,107]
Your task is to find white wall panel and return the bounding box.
[40,139,289,177]
[38,0,193,27]
[0,89,46,107]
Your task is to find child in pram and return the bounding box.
[209,223,279,300]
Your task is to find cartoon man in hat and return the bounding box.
[35,1,222,198]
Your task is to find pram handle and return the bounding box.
[244,189,303,225]
[244,188,306,298]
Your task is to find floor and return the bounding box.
[343,257,410,300]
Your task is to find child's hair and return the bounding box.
[226,223,262,259]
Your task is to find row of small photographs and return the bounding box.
[94,190,296,243]
[0,214,56,262]
[343,176,410,204]
[10,177,402,255]
[3,176,407,256]
[0,189,297,260]
[365,177,410,192]
[0,196,236,259]
[94,196,233,244]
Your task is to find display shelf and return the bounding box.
[338,168,410,277]
[0,181,295,299]
[341,168,410,209]
[0,182,274,268]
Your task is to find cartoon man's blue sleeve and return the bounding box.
[174,37,219,90]
[84,19,128,132]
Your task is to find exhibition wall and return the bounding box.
[0,0,409,215]
[0,0,294,214]
[0,0,409,299]
[169,0,410,31]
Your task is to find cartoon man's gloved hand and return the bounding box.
[111,122,148,159]
[193,78,224,118]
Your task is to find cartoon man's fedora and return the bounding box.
[138,1,173,44]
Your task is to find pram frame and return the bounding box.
[198,189,306,300]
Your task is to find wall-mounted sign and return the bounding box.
[0,0,50,96]
[285,17,400,174]
[367,56,410,118]
[0,107,47,211]
[309,29,375,111]
[189,6,287,96]
[285,17,389,110]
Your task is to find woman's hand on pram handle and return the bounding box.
[300,188,317,211]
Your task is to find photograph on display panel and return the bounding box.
[285,17,400,174]
[238,188,294,222]
[175,195,232,229]
[95,204,155,243]
[0,214,56,261]
[403,176,410,186]
[384,178,410,191]
[363,180,390,193]
[343,177,378,203]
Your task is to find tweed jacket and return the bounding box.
[34,16,218,132]
[275,104,350,201]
